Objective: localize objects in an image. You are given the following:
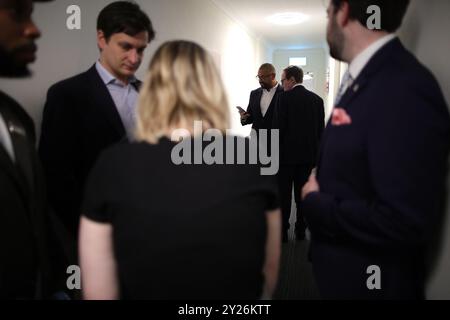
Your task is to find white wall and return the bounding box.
[398,0,450,300]
[0,0,272,138]
[273,47,328,103]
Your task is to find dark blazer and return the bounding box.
[301,39,450,299]
[39,65,142,238]
[274,85,325,166]
[0,91,53,298]
[241,85,283,131]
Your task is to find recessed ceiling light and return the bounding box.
[266,12,309,26]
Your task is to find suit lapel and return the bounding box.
[0,137,31,205]
[0,94,32,203]
[337,39,403,110]
[86,65,126,137]
[336,76,369,110]
[317,39,404,177]
[255,88,263,119]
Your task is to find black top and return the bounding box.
[82,136,279,300]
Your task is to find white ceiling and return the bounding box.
[211,0,329,50]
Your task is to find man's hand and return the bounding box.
[302,172,320,200]
[237,106,250,120]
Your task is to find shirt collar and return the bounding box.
[95,60,137,86]
[264,82,279,93]
[293,83,303,89]
[348,34,397,80]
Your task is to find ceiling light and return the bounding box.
[266,12,309,26]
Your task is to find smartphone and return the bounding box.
[236,107,246,113]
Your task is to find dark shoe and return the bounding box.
[295,229,306,241]
[296,233,305,241]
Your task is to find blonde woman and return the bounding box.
[79,40,281,300]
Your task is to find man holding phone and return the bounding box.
[238,63,283,132]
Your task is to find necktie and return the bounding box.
[335,71,354,106]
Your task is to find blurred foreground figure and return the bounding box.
[79,40,281,300]
[0,0,60,299]
[301,0,450,299]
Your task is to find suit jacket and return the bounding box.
[301,39,450,299]
[241,85,283,131]
[274,85,325,166]
[39,65,142,238]
[0,91,53,298]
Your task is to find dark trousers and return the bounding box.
[278,164,313,239]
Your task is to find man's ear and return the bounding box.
[336,0,351,27]
[97,30,107,51]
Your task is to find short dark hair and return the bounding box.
[97,1,155,42]
[284,66,304,84]
[331,0,410,32]
[259,63,276,75]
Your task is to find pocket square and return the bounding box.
[331,108,352,126]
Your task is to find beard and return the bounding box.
[327,15,345,62]
[0,44,32,78]
[259,81,271,90]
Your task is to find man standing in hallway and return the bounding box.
[274,66,324,242]
[238,63,283,133]
[301,0,450,299]
[0,0,59,299]
[39,1,155,240]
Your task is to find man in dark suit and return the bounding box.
[301,0,450,299]
[0,0,60,299]
[39,1,155,239]
[274,66,324,242]
[238,63,283,132]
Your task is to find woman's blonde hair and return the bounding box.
[135,40,230,143]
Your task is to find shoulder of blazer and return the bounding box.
[249,87,263,107]
[301,86,323,104]
[43,67,95,123]
[350,38,442,103]
[354,38,409,84]
[46,66,94,103]
[286,85,303,100]
[251,87,262,96]
[372,39,441,92]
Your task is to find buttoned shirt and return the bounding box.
[260,83,279,117]
[95,61,139,138]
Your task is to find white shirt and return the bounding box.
[342,34,397,94]
[260,83,279,117]
[95,61,139,138]
[0,113,15,162]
